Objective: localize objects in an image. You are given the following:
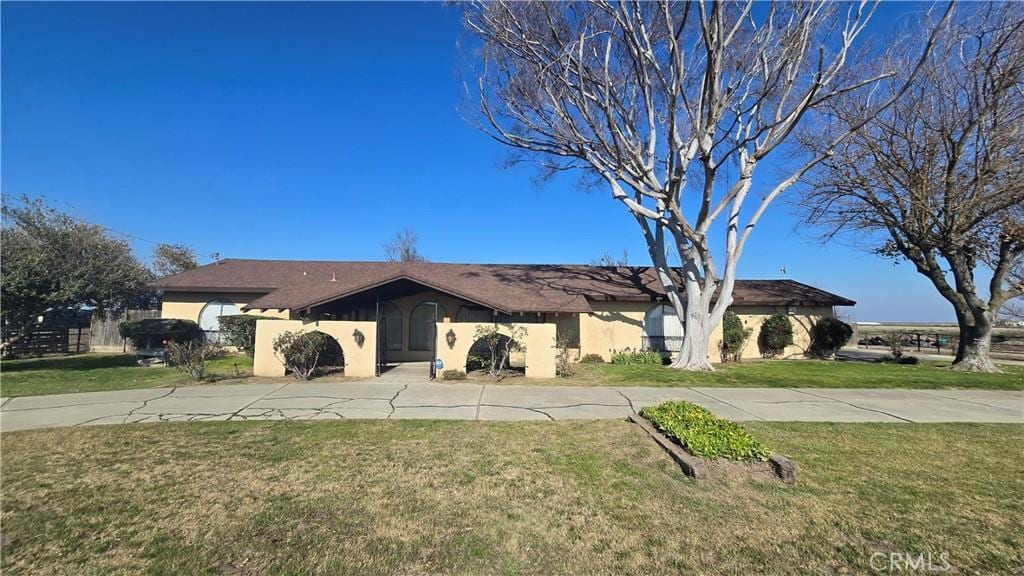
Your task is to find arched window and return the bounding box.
[643,304,684,352]
[409,301,448,351]
[198,298,240,343]
[378,301,403,351]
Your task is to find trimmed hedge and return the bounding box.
[639,401,771,461]
[118,318,203,349]
[579,353,605,364]
[720,311,753,362]
[441,369,467,381]
[758,314,794,358]
[218,314,276,355]
[809,317,853,358]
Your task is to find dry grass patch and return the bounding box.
[2,421,1022,575]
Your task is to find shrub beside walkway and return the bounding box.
[2,380,1021,432]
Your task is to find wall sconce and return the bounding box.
[446,329,457,349]
[352,328,365,348]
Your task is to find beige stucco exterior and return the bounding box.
[579,300,834,362]
[164,290,836,377]
[435,321,557,379]
[160,292,292,323]
[253,319,377,378]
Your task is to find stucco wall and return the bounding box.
[252,319,377,378]
[435,321,557,379]
[579,300,834,362]
[708,305,834,360]
[160,292,292,322]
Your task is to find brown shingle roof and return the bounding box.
[152,259,855,312]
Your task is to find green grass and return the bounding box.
[0,353,254,397]
[2,420,1021,575]
[549,359,1024,390]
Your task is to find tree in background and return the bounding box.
[798,4,1023,372]
[1,196,155,334]
[591,251,629,267]
[152,243,198,277]
[383,227,426,263]
[465,1,951,370]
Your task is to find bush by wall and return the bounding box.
[118,318,203,349]
[639,401,771,461]
[610,348,664,365]
[809,317,853,358]
[272,331,342,380]
[758,314,794,358]
[441,369,467,381]
[218,314,276,356]
[720,311,753,362]
[579,353,605,364]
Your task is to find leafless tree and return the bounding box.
[464,1,951,370]
[798,3,1023,372]
[383,227,427,263]
[591,250,629,267]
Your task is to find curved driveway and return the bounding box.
[2,379,1021,432]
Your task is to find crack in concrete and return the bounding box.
[227,382,291,422]
[689,388,765,421]
[123,388,177,423]
[920,391,1021,411]
[385,384,409,420]
[0,398,11,408]
[479,403,554,421]
[475,385,486,420]
[791,389,915,423]
[612,389,637,414]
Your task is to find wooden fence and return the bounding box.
[89,309,160,353]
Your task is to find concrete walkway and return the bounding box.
[2,379,1021,432]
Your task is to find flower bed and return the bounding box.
[639,401,771,461]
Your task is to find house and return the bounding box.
[153,259,854,378]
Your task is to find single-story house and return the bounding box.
[153,259,854,378]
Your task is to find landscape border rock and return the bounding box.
[628,413,796,484]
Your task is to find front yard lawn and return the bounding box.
[2,420,1021,575]
[0,353,254,397]
[552,359,1024,390]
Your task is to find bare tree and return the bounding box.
[799,3,1024,372]
[591,250,629,267]
[464,1,951,370]
[384,227,427,263]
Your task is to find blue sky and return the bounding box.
[3,1,954,322]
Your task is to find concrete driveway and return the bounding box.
[2,380,1021,432]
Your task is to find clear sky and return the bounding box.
[2,1,955,322]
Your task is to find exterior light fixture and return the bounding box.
[352,328,365,347]
[446,329,457,349]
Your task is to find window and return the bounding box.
[198,298,240,343]
[378,302,402,351]
[409,301,448,351]
[643,304,684,352]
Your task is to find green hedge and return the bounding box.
[579,353,605,364]
[639,401,771,461]
[118,318,203,349]
[758,314,794,358]
[218,314,277,355]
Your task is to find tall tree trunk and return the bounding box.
[669,280,714,371]
[952,309,998,373]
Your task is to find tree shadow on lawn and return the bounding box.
[1,354,139,373]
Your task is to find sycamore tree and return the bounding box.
[798,3,1023,372]
[464,0,951,369]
